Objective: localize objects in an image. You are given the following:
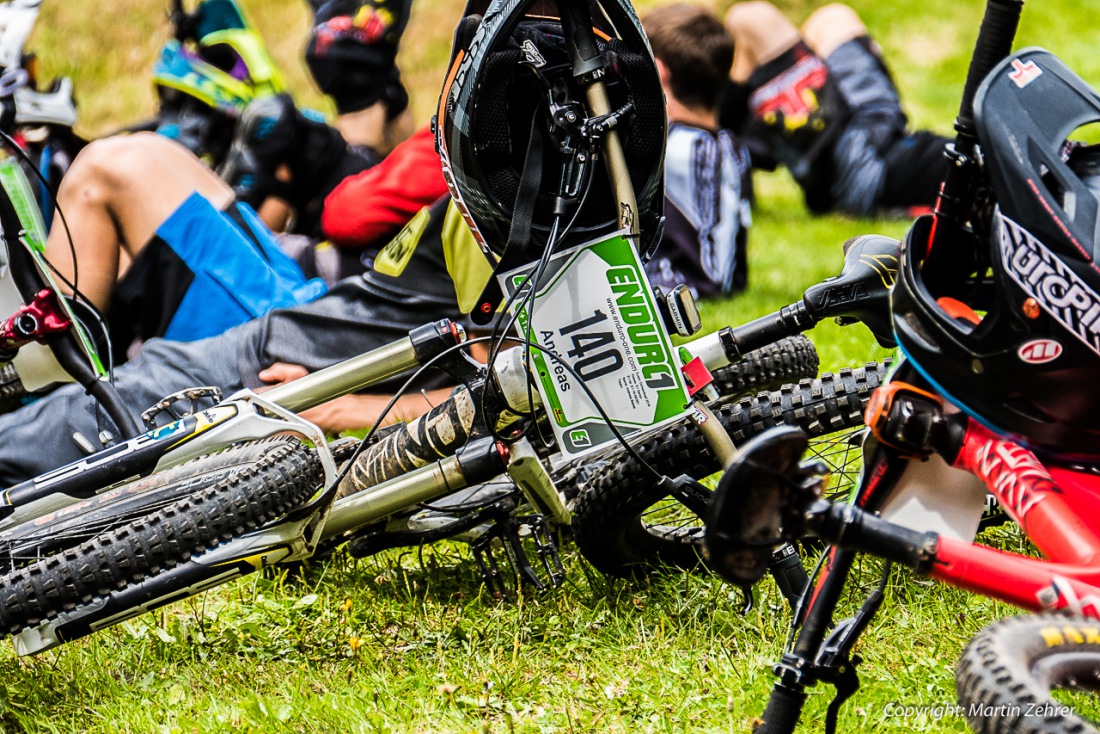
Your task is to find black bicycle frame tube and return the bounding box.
[927,0,1023,251]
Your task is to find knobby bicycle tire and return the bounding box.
[708,335,819,398]
[570,363,887,577]
[0,436,323,636]
[555,337,824,475]
[0,438,319,574]
[957,613,1100,734]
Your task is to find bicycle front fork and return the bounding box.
[754,496,941,733]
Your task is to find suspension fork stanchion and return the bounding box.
[558,0,639,235]
[264,320,464,414]
[321,437,508,540]
[585,83,637,233]
[336,345,532,498]
[688,400,737,468]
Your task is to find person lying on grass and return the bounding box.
[720,1,949,217]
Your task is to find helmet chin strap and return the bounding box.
[470,113,545,325]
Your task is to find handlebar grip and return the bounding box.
[754,684,807,734]
[558,0,605,79]
[956,0,1023,134]
[720,301,815,362]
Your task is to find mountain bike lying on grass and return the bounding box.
[705,0,1100,731]
[0,0,890,656]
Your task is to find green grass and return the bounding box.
[0,545,1028,733]
[5,0,1100,732]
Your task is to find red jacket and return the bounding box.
[321,124,449,248]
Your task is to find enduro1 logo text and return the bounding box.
[500,230,689,457]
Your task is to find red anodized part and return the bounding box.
[680,356,713,397]
[0,289,71,351]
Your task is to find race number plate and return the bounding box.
[501,230,689,458]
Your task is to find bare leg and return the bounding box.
[724,1,802,82]
[332,100,414,156]
[800,3,868,59]
[44,132,233,311]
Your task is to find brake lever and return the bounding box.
[801,234,901,347]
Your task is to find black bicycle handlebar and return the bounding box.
[715,234,901,363]
[558,0,606,81]
[956,0,1023,136]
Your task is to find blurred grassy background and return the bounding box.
[26,0,1100,372]
[29,0,1100,141]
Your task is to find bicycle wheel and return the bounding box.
[570,363,886,576]
[957,613,1100,734]
[708,335,819,397]
[0,436,323,636]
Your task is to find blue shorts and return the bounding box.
[110,193,327,348]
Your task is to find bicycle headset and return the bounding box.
[891,48,1100,458]
[434,0,665,278]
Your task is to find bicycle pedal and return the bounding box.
[472,533,513,600]
[471,513,565,600]
[141,386,223,429]
[520,514,567,589]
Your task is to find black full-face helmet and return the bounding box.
[891,48,1100,459]
[434,0,665,268]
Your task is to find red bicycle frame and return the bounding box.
[926,420,1100,615]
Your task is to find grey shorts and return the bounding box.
[820,38,910,216]
[818,39,949,215]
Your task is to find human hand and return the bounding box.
[298,394,398,434]
[301,388,457,435]
[257,362,310,386]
